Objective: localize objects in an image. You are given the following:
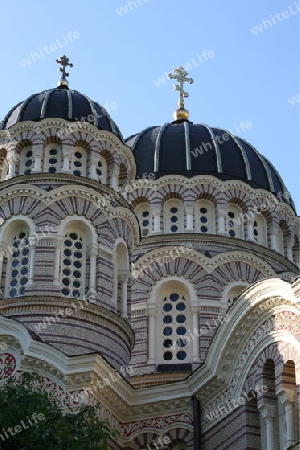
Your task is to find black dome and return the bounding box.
[1,88,123,140]
[126,122,294,209]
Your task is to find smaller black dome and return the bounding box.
[126,122,295,209]
[1,88,123,140]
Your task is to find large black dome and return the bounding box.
[126,121,294,208]
[1,88,123,140]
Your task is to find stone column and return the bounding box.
[269,225,278,251]
[61,146,73,174]
[191,305,200,363]
[89,155,98,181]
[27,239,37,286]
[185,205,194,231]
[110,166,119,190]
[120,274,128,319]
[147,306,156,364]
[278,390,295,448]
[0,243,6,295]
[260,405,275,450]
[286,237,295,262]
[152,207,161,234]
[31,145,43,173]
[7,151,18,178]
[53,237,63,286]
[217,205,227,235]
[87,245,98,296]
[245,218,255,242]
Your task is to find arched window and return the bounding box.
[161,291,191,364]
[0,149,8,181]
[6,230,31,298]
[195,200,215,234]
[253,214,267,246]
[96,156,107,184]
[226,204,244,239]
[164,199,184,233]
[71,148,86,177]
[20,146,34,175]
[44,144,62,173]
[221,282,248,309]
[61,231,85,298]
[135,203,152,237]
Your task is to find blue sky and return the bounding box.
[0,0,299,210]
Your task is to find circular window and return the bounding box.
[170,207,178,214]
[176,315,186,323]
[163,351,173,361]
[163,303,172,312]
[170,293,179,302]
[177,351,187,360]
[163,339,172,348]
[163,327,173,336]
[163,315,172,324]
[200,207,207,214]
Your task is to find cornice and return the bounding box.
[134,233,299,274]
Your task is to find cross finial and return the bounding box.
[56,55,73,88]
[168,66,193,121]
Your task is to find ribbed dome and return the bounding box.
[1,88,123,140]
[126,122,294,209]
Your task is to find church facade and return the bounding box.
[0,60,299,449]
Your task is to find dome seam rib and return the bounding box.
[225,130,252,181]
[66,90,73,119]
[16,94,37,123]
[202,123,223,173]
[184,122,191,170]
[154,123,169,172]
[80,93,98,126]
[40,90,53,119]
[240,138,275,192]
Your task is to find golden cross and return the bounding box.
[56,55,73,79]
[168,66,194,109]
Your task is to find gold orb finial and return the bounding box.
[168,66,193,121]
[174,107,190,121]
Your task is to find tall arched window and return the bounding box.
[135,203,152,237]
[44,144,62,173]
[195,200,215,234]
[226,204,244,239]
[6,230,31,298]
[20,146,34,175]
[164,199,184,233]
[71,148,86,177]
[253,214,267,246]
[58,219,98,300]
[61,231,85,298]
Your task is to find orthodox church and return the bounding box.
[0,56,299,450]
